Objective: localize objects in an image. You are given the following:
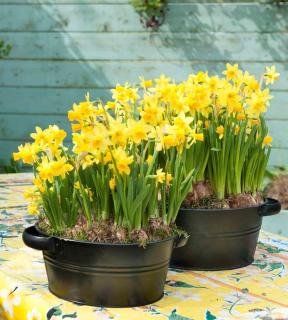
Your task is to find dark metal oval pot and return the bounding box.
[23,225,187,307]
[171,198,281,270]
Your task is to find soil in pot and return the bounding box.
[182,181,264,209]
[38,215,184,245]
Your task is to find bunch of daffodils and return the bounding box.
[13,65,279,233]
[13,91,198,233]
[178,64,278,199]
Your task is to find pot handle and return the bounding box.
[259,198,281,217]
[174,234,189,249]
[22,226,58,252]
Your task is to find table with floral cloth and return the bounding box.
[0,173,288,320]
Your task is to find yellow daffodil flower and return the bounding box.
[37,156,73,182]
[163,134,178,149]
[246,92,267,117]
[155,74,171,87]
[216,125,225,140]
[146,155,153,165]
[33,178,45,193]
[194,133,204,141]
[109,177,116,190]
[127,119,148,144]
[155,169,173,185]
[111,83,139,104]
[113,148,134,175]
[263,135,273,147]
[28,204,40,215]
[237,113,246,121]
[165,173,173,186]
[139,76,153,89]
[264,65,280,85]
[13,143,39,165]
[74,181,80,189]
[222,63,240,80]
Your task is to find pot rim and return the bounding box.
[179,197,276,213]
[34,224,177,247]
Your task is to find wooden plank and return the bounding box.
[0,88,111,114]
[0,1,263,4]
[0,4,287,33]
[266,91,288,120]
[266,120,288,149]
[0,1,128,4]
[0,114,71,141]
[1,32,288,62]
[85,119,288,152]
[0,140,29,167]
[0,60,287,90]
[0,146,16,169]
[0,4,142,32]
[0,87,287,120]
[269,148,288,167]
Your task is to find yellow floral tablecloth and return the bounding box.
[0,173,288,320]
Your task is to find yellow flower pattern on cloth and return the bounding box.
[0,173,288,319]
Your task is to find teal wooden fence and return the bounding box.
[0,0,288,169]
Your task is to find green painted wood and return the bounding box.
[0,4,287,33]
[266,91,288,120]
[0,1,254,3]
[262,210,288,236]
[1,60,288,90]
[0,87,286,120]
[266,120,288,149]
[269,148,288,167]
[1,32,288,62]
[0,1,129,4]
[0,114,71,141]
[0,88,110,114]
[0,0,288,166]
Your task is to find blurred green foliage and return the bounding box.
[130,0,167,29]
[0,40,12,59]
[2,158,22,173]
[265,166,288,180]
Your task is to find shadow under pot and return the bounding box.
[22,226,187,307]
[171,198,281,270]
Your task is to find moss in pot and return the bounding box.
[170,64,281,270]
[14,79,204,307]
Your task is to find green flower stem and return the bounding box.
[77,173,92,226]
